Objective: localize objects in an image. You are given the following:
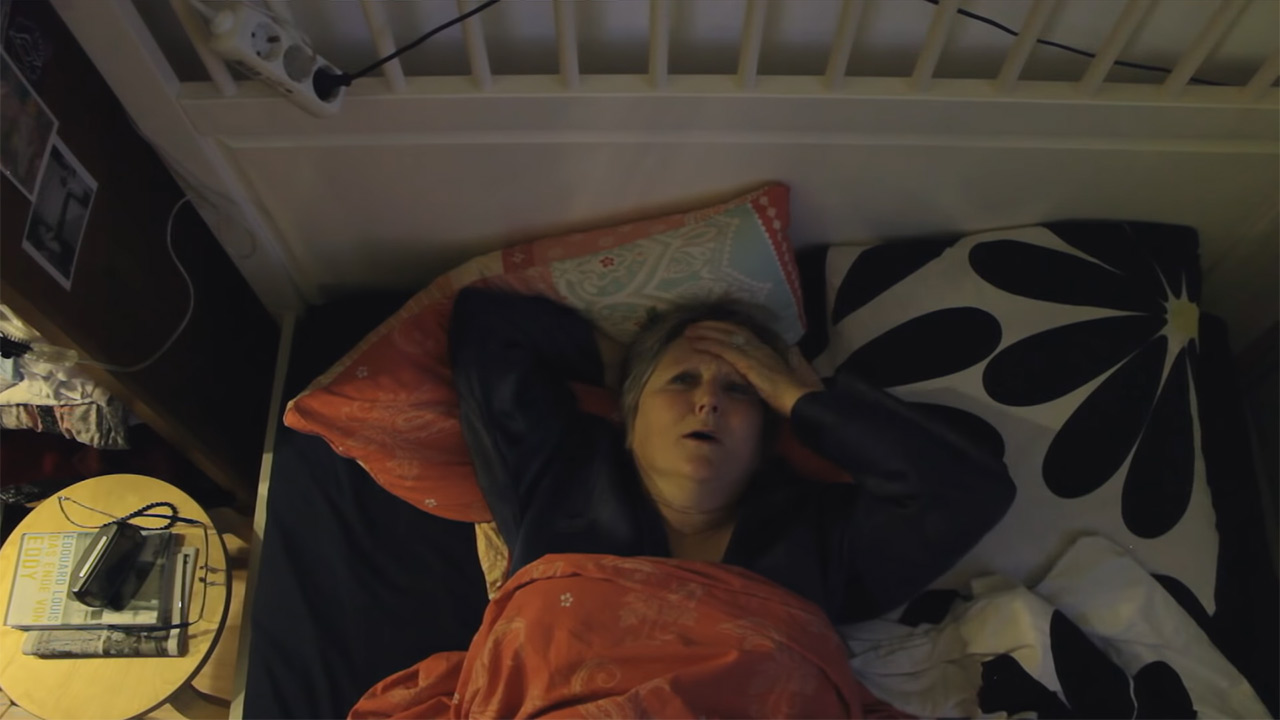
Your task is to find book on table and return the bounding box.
[19,544,199,658]
[5,529,177,630]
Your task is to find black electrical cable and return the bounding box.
[923,0,1228,87]
[314,0,503,99]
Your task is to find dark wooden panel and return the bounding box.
[0,0,277,506]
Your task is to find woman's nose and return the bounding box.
[695,389,722,416]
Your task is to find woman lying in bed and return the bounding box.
[350,287,1015,719]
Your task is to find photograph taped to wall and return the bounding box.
[22,136,95,290]
[0,49,55,199]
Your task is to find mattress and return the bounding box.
[242,294,489,719]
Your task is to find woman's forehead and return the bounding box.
[652,337,746,379]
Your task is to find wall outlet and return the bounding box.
[206,3,344,117]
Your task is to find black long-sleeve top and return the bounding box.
[450,287,1015,624]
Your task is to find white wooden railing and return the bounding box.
[167,0,1279,102]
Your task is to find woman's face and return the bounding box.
[629,332,764,513]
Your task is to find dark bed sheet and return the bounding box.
[1196,315,1279,716]
[243,294,489,719]
[243,292,1278,719]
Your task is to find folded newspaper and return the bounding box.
[20,545,198,658]
[21,626,186,658]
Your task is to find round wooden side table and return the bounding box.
[0,474,230,719]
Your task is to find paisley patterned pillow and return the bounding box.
[284,184,805,522]
[549,201,804,343]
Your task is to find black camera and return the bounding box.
[68,522,147,610]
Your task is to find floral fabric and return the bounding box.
[0,304,129,449]
[349,554,908,720]
[0,399,128,449]
[842,536,1268,719]
[810,222,1218,613]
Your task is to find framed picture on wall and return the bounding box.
[22,136,95,290]
[0,49,55,199]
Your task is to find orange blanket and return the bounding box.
[350,554,908,719]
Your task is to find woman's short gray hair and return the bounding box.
[620,299,790,437]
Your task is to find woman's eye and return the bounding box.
[670,373,697,387]
[727,382,756,396]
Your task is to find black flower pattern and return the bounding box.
[837,307,1002,389]
[827,239,1002,389]
[979,611,1196,719]
[818,240,1007,463]
[830,239,959,325]
[893,590,1198,719]
[972,222,1201,539]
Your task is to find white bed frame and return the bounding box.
[52,0,1279,350]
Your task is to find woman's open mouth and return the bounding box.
[683,430,721,444]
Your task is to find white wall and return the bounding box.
[172,77,1277,349]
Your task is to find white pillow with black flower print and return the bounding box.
[812,222,1216,613]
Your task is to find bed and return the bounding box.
[239,207,1277,719]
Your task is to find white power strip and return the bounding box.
[204,2,344,117]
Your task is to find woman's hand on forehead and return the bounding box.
[683,322,823,417]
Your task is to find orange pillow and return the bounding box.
[284,184,810,522]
